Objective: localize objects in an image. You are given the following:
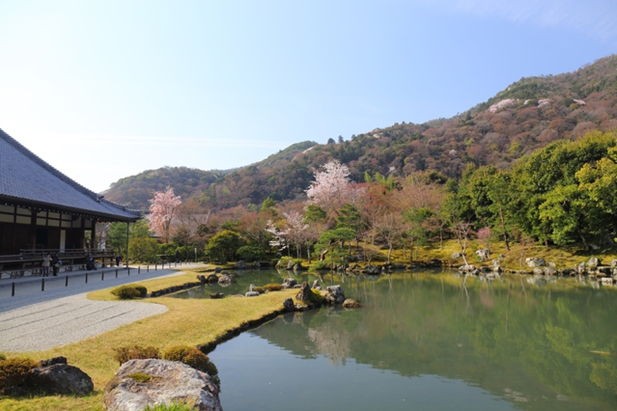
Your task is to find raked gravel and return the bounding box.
[0,264,203,352]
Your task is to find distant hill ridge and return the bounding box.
[105,54,617,211]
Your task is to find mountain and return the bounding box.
[105,55,617,211]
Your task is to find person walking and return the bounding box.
[41,253,51,276]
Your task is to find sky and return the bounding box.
[1,0,616,193]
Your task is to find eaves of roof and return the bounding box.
[0,128,142,222]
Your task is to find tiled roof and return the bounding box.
[0,128,141,221]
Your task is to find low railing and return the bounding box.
[0,261,186,298]
[0,248,117,279]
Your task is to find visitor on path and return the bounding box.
[51,253,60,276]
[41,253,51,277]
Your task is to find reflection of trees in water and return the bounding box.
[254,271,617,409]
[307,323,352,366]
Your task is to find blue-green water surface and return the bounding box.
[173,270,617,410]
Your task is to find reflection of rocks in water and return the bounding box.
[527,276,547,287]
[307,324,353,366]
[503,388,529,402]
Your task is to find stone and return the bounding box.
[282,278,297,289]
[532,267,544,276]
[475,249,490,262]
[587,257,601,269]
[287,260,294,270]
[283,298,295,311]
[295,282,312,302]
[214,267,222,274]
[342,298,360,308]
[525,258,546,268]
[312,280,320,289]
[543,267,557,276]
[576,262,586,275]
[103,359,221,411]
[325,285,346,305]
[38,356,67,368]
[218,274,231,284]
[562,268,575,277]
[611,259,617,269]
[245,291,260,297]
[206,274,219,283]
[196,275,207,285]
[27,363,93,396]
[210,293,224,299]
[491,259,502,273]
[236,260,248,269]
[364,265,380,275]
[459,264,478,275]
[451,252,462,259]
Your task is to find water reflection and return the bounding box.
[178,270,617,410]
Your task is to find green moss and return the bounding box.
[127,372,152,383]
[143,400,195,411]
[263,283,283,291]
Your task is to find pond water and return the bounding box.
[172,269,617,410]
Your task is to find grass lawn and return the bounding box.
[0,270,298,411]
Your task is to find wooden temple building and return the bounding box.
[0,128,142,277]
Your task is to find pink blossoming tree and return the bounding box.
[149,186,182,243]
[305,160,363,218]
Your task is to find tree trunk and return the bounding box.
[499,206,510,251]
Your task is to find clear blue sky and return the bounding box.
[1,0,616,192]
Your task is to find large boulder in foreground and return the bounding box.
[104,359,222,411]
[24,357,93,396]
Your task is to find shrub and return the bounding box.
[113,345,161,365]
[111,285,147,300]
[133,285,148,297]
[263,283,283,291]
[0,357,38,390]
[277,256,293,268]
[0,353,6,361]
[236,245,262,261]
[163,346,218,377]
[309,260,330,271]
[129,237,160,263]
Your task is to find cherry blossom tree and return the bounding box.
[305,160,363,218]
[149,186,182,243]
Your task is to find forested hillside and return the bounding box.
[106,55,617,212]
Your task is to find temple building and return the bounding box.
[0,128,141,276]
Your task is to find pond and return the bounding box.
[172,269,617,410]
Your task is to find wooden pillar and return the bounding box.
[90,220,96,251]
[126,221,130,268]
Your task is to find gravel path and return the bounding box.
[0,264,203,352]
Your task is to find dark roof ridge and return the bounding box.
[0,127,141,220]
[0,127,100,199]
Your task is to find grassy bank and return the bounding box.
[358,238,617,271]
[0,270,297,411]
